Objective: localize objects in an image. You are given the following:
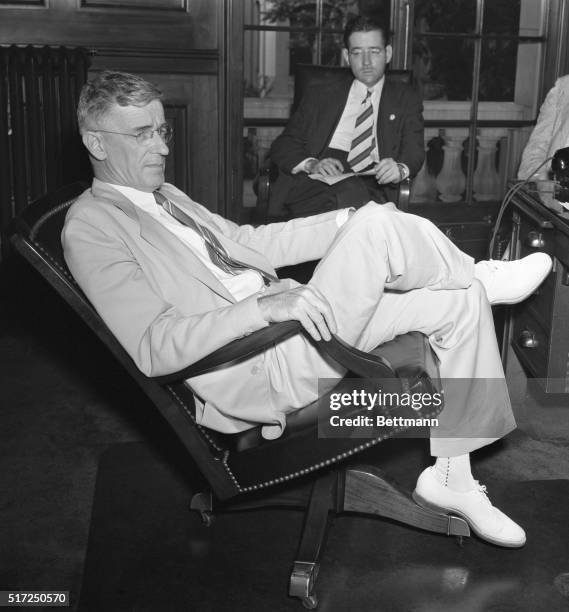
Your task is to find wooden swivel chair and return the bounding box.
[255,65,414,224]
[9,182,469,609]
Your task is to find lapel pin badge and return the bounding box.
[389,114,396,121]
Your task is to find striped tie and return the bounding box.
[153,191,278,285]
[347,90,376,173]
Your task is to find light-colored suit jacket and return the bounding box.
[62,178,341,436]
[518,75,569,179]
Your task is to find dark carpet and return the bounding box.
[79,442,569,612]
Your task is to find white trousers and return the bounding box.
[267,203,515,456]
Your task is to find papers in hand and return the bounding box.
[308,168,376,186]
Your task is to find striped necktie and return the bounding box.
[153,191,278,285]
[347,89,376,173]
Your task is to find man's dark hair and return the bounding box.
[343,16,392,49]
[77,70,162,133]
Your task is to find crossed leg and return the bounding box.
[267,202,524,547]
[271,201,513,453]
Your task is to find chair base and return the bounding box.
[190,463,469,609]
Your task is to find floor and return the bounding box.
[1,253,569,611]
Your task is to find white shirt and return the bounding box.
[109,184,352,301]
[329,77,384,153]
[293,77,385,174]
[111,184,264,301]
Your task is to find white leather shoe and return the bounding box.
[474,252,552,305]
[412,467,526,548]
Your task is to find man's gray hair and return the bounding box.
[77,70,163,133]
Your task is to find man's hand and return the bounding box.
[308,157,345,176]
[374,158,401,184]
[257,285,337,341]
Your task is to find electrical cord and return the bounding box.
[488,157,553,259]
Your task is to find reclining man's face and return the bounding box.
[344,29,393,88]
[86,99,169,192]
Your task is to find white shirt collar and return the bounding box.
[108,183,158,215]
[352,75,385,99]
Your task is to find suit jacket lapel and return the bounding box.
[322,76,354,152]
[159,184,278,278]
[377,79,397,155]
[91,180,235,301]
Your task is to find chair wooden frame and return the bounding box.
[9,182,469,609]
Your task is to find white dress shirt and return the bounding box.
[329,77,384,153]
[293,77,385,174]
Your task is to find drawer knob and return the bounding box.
[518,330,539,349]
[525,230,546,249]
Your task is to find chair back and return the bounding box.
[292,64,414,114]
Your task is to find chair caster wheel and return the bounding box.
[301,595,318,609]
[290,561,319,609]
[200,511,215,527]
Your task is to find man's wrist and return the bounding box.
[304,158,319,173]
[396,163,410,182]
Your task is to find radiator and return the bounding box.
[0,45,91,254]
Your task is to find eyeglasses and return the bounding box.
[95,124,173,145]
[349,48,385,58]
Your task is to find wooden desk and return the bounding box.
[504,183,569,393]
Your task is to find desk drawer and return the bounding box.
[512,308,549,379]
[517,270,555,329]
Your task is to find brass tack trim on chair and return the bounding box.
[36,241,76,283]
[226,425,411,494]
[167,386,227,454]
[30,200,79,242]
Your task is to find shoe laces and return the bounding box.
[483,259,501,272]
[474,481,492,506]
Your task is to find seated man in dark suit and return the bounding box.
[269,15,424,218]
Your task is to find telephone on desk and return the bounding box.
[522,146,569,215]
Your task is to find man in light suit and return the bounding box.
[63,70,552,548]
[268,16,424,218]
[518,75,569,180]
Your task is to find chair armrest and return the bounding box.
[398,177,411,212]
[254,158,279,225]
[151,320,396,384]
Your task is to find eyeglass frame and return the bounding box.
[94,123,173,145]
[348,47,386,58]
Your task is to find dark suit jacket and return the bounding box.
[270,72,425,212]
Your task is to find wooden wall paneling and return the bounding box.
[187,74,219,210]
[164,103,190,195]
[0,0,225,217]
[89,49,217,76]
[0,0,216,50]
[150,73,218,212]
[220,0,243,220]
